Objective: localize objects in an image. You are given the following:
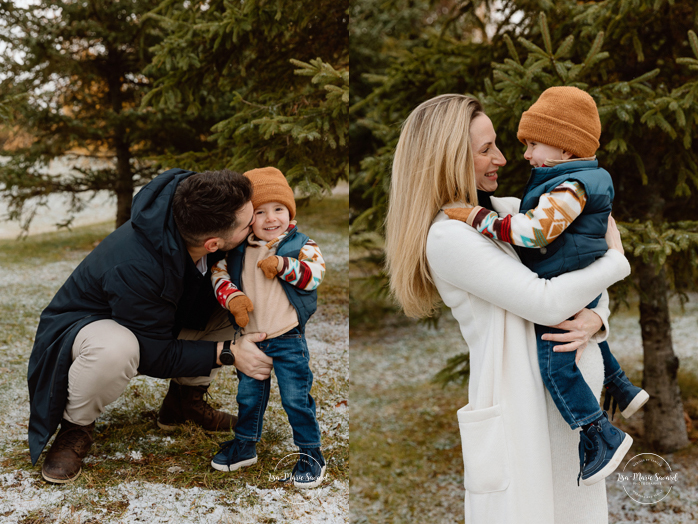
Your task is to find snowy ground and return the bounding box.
[350,296,698,523]
[0,469,348,524]
[0,194,349,523]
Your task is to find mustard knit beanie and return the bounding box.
[517,86,601,158]
[243,167,296,220]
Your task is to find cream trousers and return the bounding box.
[63,308,237,425]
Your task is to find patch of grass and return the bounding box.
[17,510,52,524]
[300,193,349,239]
[350,374,466,522]
[0,222,114,266]
[304,194,349,318]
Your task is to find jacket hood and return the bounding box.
[131,168,197,303]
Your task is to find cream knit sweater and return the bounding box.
[426,197,630,524]
[239,238,298,338]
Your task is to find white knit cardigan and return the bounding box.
[426,198,631,524]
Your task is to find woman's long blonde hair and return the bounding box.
[385,94,483,318]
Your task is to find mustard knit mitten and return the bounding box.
[257,256,280,279]
[444,207,483,226]
[228,294,254,327]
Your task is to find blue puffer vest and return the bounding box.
[226,226,317,332]
[518,160,614,279]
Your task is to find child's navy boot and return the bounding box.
[603,370,649,420]
[291,447,326,488]
[578,412,633,486]
[211,438,258,472]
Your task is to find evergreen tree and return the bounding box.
[0,0,212,229]
[351,0,698,451]
[142,0,349,196]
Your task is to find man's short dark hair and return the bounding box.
[172,170,253,247]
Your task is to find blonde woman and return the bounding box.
[385,94,630,524]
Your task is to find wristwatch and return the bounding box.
[220,340,235,366]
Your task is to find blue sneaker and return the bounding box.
[578,412,633,486]
[210,438,257,472]
[291,448,326,489]
[603,370,649,420]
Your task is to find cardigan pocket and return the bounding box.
[457,403,511,493]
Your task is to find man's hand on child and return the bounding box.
[227,294,254,327]
[233,333,272,380]
[216,333,272,379]
[257,256,280,279]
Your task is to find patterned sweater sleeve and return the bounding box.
[465,181,587,247]
[274,239,325,291]
[211,257,246,309]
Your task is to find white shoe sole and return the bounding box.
[42,467,82,484]
[293,465,326,489]
[582,433,633,486]
[211,456,258,472]
[156,419,179,431]
[621,390,649,419]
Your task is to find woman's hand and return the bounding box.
[605,215,624,255]
[542,308,603,365]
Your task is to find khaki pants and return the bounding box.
[63,308,237,426]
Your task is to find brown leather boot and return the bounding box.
[41,419,94,484]
[157,381,236,432]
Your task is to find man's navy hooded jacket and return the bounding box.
[27,169,225,464]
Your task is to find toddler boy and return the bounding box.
[209,167,326,488]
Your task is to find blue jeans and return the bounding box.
[234,328,321,448]
[536,294,622,429]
